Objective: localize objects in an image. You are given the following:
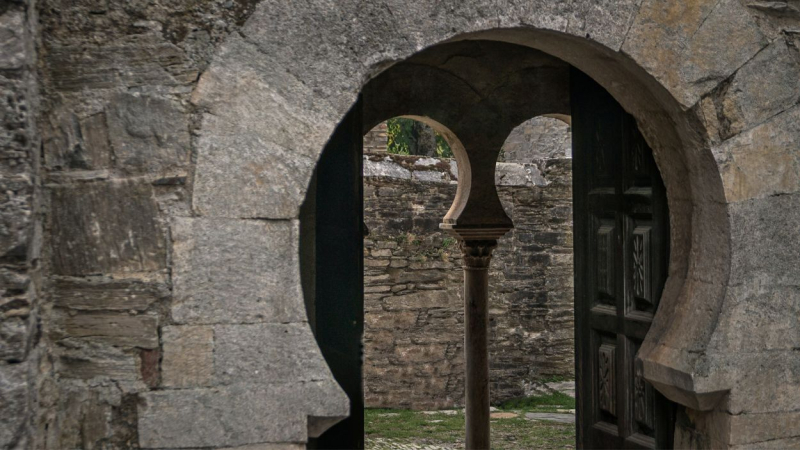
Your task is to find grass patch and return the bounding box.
[498,392,576,411]
[365,393,576,449]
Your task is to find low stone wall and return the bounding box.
[363,152,574,410]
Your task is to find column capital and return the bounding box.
[459,239,498,269]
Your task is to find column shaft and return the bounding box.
[461,240,497,450]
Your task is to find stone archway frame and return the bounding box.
[185,1,740,442]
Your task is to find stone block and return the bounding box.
[0,10,26,70]
[53,277,165,311]
[138,380,348,448]
[56,340,140,381]
[0,362,28,448]
[45,40,197,92]
[680,0,768,97]
[42,108,112,170]
[564,0,641,51]
[49,179,166,276]
[729,410,800,446]
[161,326,213,388]
[192,114,317,219]
[190,34,336,162]
[712,38,800,140]
[106,93,190,174]
[623,0,766,106]
[729,192,800,284]
[714,105,800,202]
[55,312,159,349]
[214,323,332,386]
[171,218,306,324]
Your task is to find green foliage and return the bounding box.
[441,237,457,249]
[386,117,453,158]
[435,133,453,158]
[386,118,413,155]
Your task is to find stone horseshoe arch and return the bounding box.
[181,1,792,447]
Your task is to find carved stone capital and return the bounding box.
[459,240,498,269]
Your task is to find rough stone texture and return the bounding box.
[54,312,159,349]
[106,93,191,175]
[363,152,573,409]
[214,323,334,385]
[0,1,43,448]
[500,117,572,162]
[171,218,306,324]
[49,180,166,276]
[713,104,800,203]
[364,122,389,153]
[138,380,348,449]
[623,0,768,107]
[22,0,800,447]
[161,326,213,388]
[707,37,800,141]
[52,277,166,312]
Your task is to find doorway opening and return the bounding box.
[303,39,677,450]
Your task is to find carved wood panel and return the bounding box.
[572,68,674,449]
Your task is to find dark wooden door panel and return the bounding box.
[571,68,674,449]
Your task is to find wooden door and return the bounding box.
[571,69,675,449]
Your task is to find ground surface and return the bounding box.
[365,392,576,450]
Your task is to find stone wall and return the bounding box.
[500,116,572,162]
[0,1,44,448]
[19,0,800,447]
[363,151,574,409]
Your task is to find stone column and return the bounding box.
[460,239,498,450]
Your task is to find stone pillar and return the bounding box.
[459,240,498,450]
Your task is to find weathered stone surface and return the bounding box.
[0,10,26,70]
[214,323,332,386]
[563,0,642,51]
[42,108,112,170]
[171,218,306,324]
[680,0,768,97]
[0,362,28,448]
[106,93,190,174]
[0,75,34,178]
[623,0,767,106]
[501,116,571,162]
[364,158,412,180]
[56,340,140,381]
[0,176,33,264]
[382,290,457,311]
[714,105,800,203]
[710,38,800,140]
[190,33,336,162]
[138,380,348,448]
[53,277,164,311]
[192,114,317,219]
[728,411,800,446]
[0,314,32,362]
[45,38,197,91]
[729,192,800,285]
[54,312,159,349]
[162,325,213,388]
[49,179,166,276]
